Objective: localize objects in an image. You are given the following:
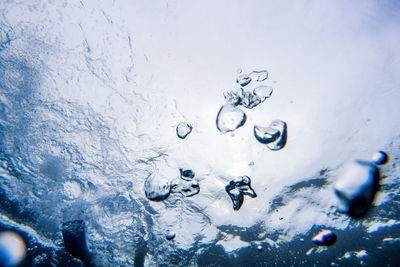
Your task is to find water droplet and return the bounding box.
[166,230,176,241]
[312,230,336,246]
[372,151,389,165]
[144,174,171,201]
[254,125,280,144]
[236,74,252,87]
[254,120,287,151]
[171,180,200,197]
[257,245,263,251]
[253,85,273,101]
[216,104,246,133]
[179,168,195,180]
[176,122,192,139]
[249,70,268,81]
[334,160,379,217]
[223,88,244,106]
[225,176,257,211]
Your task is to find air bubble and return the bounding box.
[257,245,263,251]
[144,174,171,201]
[216,104,246,133]
[179,168,195,180]
[236,74,252,87]
[312,230,336,246]
[254,120,287,151]
[249,70,268,81]
[254,125,280,144]
[253,86,273,101]
[241,91,262,109]
[334,160,379,217]
[372,151,389,165]
[225,176,257,211]
[0,231,26,267]
[166,230,176,241]
[176,122,192,139]
[223,88,244,106]
[171,180,200,197]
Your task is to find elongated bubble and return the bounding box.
[176,122,192,139]
[225,176,257,211]
[249,70,268,81]
[144,174,171,201]
[334,160,379,217]
[216,104,246,133]
[171,180,200,197]
[312,230,336,246]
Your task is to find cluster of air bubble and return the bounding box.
[224,70,272,110]
[225,176,257,211]
[216,69,275,134]
[254,120,287,151]
[144,169,200,202]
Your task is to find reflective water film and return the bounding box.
[1,1,400,266]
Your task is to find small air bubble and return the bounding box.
[249,70,268,81]
[176,122,192,139]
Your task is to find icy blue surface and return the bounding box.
[1,1,400,266]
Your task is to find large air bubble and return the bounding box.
[216,104,246,133]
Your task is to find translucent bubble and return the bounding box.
[253,85,273,101]
[225,176,257,211]
[176,122,192,139]
[144,174,171,201]
[0,231,26,267]
[372,151,389,165]
[334,160,379,217]
[223,88,244,106]
[166,230,176,241]
[241,91,262,109]
[257,245,263,251]
[216,104,246,133]
[171,180,200,197]
[179,168,195,181]
[312,230,336,246]
[236,74,252,87]
[254,120,287,151]
[254,125,280,144]
[249,70,268,81]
